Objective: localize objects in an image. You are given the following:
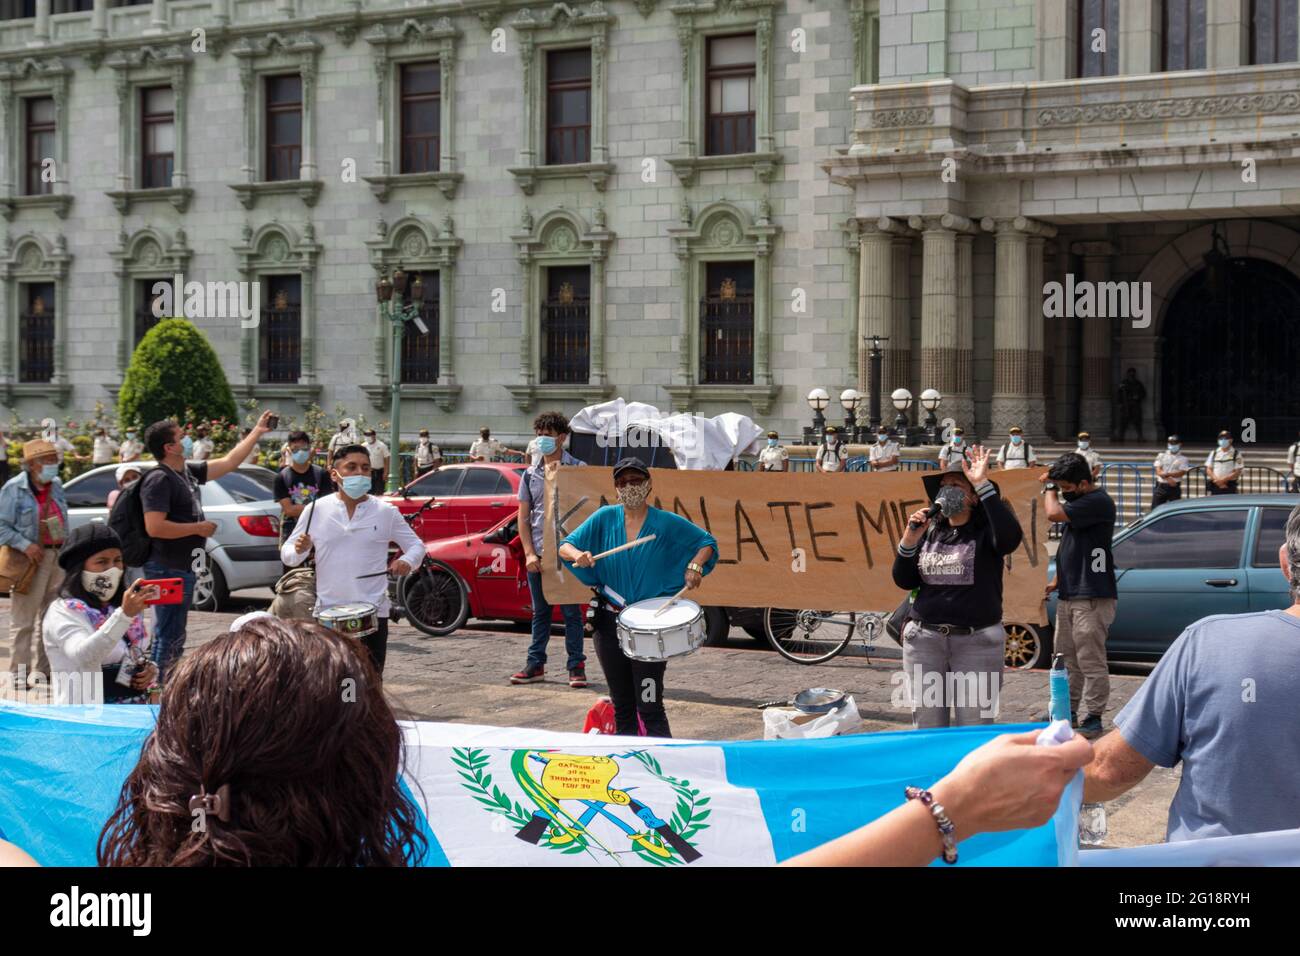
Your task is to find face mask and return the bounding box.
[1218,438,1230,448]
[1168,444,1181,454]
[826,437,838,448]
[1077,441,1090,450]
[952,437,963,446]
[1061,489,1082,502]
[39,463,59,483]
[419,435,430,443]
[877,434,888,443]
[126,432,136,440]
[935,485,969,519]
[536,436,558,455]
[767,438,777,447]
[339,475,371,499]
[365,436,376,444]
[1010,436,1023,445]
[180,436,194,456]
[81,566,123,602]
[291,449,311,465]
[616,482,651,510]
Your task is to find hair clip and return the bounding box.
[188,783,233,823]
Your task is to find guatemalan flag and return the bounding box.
[0,701,1087,867]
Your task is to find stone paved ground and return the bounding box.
[1,597,1179,849]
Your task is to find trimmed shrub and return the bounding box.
[117,318,237,429]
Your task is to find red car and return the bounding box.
[386,462,527,542]
[400,512,731,641]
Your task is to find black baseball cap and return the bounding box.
[612,457,650,481]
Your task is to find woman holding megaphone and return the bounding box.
[892,445,1024,729]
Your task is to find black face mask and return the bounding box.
[1060,489,1083,502]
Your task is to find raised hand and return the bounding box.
[963,445,990,485]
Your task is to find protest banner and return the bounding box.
[542,466,1049,624]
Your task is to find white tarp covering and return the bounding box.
[568,398,765,470]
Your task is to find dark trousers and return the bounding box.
[1207,480,1239,495]
[525,571,585,671]
[592,609,670,738]
[144,561,197,684]
[359,616,389,675]
[370,470,386,495]
[1150,482,1181,510]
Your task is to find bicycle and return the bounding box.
[387,496,471,637]
[763,607,891,665]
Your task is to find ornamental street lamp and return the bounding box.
[863,334,887,432]
[891,387,913,439]
[804,387,830,444]
[920,388,942,444]
[840,388,860,444]
[376,266,426,492]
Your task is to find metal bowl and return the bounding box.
[792,687,849,714]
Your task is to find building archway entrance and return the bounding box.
[1161,258,1300,443]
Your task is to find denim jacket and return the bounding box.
[0,471,68,551]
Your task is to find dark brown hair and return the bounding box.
[97,617,426,866]
[532,410,571,436]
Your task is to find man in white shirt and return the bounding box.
[91,428,120,466]
[415,429,442,474]
[327,420,357,458]
[192,426,214,462]
[1206,429,1244,495]
[867,427,900,472]
[1287,431,1300,494]
[937,427,973,472]
[757,430,789,472]
[280,443,424,676]
[1152,434,1190,509]
[814,425,848,473]
[469,427,523,463]
[1075,431,1102,480]
[362,428,390,494]
[118,429,144,463]
[995,426,1037,470]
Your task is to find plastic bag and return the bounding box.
[763,696,862,740]
[582,696,647,736]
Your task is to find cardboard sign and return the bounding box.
[541,466,1050,625]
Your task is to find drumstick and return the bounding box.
[590,534,656,562]
[653,584,691,618]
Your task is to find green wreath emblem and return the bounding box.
[452,747,710,866]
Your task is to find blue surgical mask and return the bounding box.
[340,475,371,499]
[291,449,311,465]
[767,438,777,447]
[536,435,558,455]
[877,434,888,443]
[1010,435,1023,445]
[126,432,136,440]
[39,463,59,483]
[1078,441,1090,450]
[1218,438,1230,448]
[1168,444,1181,454]
[952,436,963,446]
[180,436,194,456]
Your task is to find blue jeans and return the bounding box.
[525,571,585,671]
[144,562,196,683]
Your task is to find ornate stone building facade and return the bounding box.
[2,0,1299,444]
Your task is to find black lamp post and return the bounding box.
[920,388,942,444]
[840,388,860,444]
[891,388,912,442]
[376,264,426,492]
[864,334,886,432]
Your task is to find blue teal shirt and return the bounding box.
[563,505,718,606]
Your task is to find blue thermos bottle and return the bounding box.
[1049,653,1070,722]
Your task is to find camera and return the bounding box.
[266,414,280,430]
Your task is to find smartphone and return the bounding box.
[266,414,280,430]
[136,578,184,605]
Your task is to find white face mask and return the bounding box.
[1078,441,1090,450]
[81,566,123,601]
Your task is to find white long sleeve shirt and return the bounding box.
[279,492,425,617]
[42,600,146,705]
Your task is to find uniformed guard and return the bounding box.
[995,425,1038,470]
[1287,431,1300,494]
[815,425,849,474]
[937,426,974,472]
[1076,432,1103,481]
[1151,434,1189,509]
[1205,430,1244,494]
[868,427,900,472]
[757,430,789,472]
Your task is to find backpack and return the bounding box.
[108,478,152,567]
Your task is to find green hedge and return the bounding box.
[117,318,237,429]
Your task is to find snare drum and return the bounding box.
[615,598,706,662]
[315,602,380,639]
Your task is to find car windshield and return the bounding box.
[215,468,277,504]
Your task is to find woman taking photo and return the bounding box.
[892,445,1024,728]
[559,456,717,738]
[42,524,158,705]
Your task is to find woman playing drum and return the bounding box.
[558,456,717,738]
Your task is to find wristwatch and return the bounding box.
[1041,482,1059,494]
[686,562,704,574]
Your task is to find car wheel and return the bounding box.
[703,606,730,647]
[190,561,229,613]
[1004,621,1051,670]
[741,624,769,645]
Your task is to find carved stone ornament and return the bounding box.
[709,219,738,247]
[21,247,42,270]
[401,230,428,258]
[138,241,161,266]
[548,224,577,253]
[871,107,934,128]
[265,236,289,261]
[1037,91,1300,126]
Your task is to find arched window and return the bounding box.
[1250,0,1300,64]
[1077,0,1121,77]
[1162,0,1207,71]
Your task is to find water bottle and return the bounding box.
[1079,802,1109,846]
[1049,653,1070,722]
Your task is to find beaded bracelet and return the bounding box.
[905,786,958,864]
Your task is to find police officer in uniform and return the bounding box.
[938,427,974,472]
[1075,432,1102,481]
[1205,430,1244,494]
[1151,435,1190,509]
[995,425,1037,470]
[868,427,900,472]
[815,425,849,474]
[757,430,789,472]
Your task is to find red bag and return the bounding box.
[582,696,646,736]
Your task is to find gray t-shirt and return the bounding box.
[518,451,584,556]
[1113,609,1300,842]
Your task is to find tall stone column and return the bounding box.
[888,230,914,408]
[1073,240,1117,439]
[857,217,911,420]
[985,216,1056,440]
[948,231,975,430]
[1041,239,1060,438]
[911,213,974,432]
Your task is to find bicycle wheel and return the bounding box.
[400,563,469,637]
[764,608,856,664]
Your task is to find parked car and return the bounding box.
[402,512,732,642]
[61,463,283,612]
[1014,494,1294,668]
[386,463,527,542]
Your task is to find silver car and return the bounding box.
[62,463,283,612]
